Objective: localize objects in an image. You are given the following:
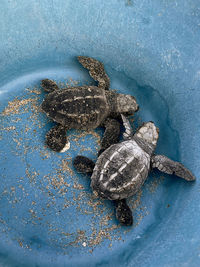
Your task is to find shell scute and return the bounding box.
[91,140,150,200]
[42,86,109,129]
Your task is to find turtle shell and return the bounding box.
[91,139,151,200]
[41,86,109,130]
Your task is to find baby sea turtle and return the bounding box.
[41,56,139,152]
[73,114,195,226]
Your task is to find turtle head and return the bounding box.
[116,93,139,115]
[135,122,159,149]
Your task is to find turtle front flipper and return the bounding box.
[151,155,196,181]
[121,114,133,140]
[77,56,110,90]
[114,199,133,226]
[98,118,120,156]
[73,156,95,174]
[45,124,69,152]
[41,79,59,93]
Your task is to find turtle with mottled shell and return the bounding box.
[41,56,139,153]
[73,114,195,226]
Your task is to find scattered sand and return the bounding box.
[0,80,160,252]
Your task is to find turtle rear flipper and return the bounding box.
[151,155,196,181]
[45,124,69,152]
[114,199,133,226]
[41,79,59,93]
[78,56,110,90]
[73,156,95,173]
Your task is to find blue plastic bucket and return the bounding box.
[0,1,199,266]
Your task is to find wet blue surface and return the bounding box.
[0,1,200,266]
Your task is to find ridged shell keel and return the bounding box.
[41,86,109,129]
[91,140,150,200]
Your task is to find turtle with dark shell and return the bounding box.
[73,114,195,226]
[41,56,139,153]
